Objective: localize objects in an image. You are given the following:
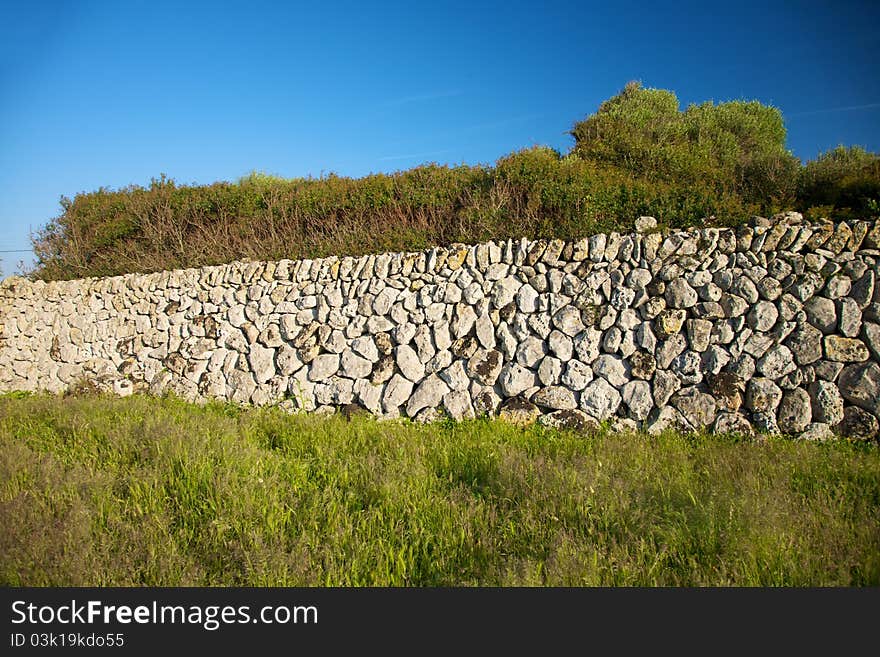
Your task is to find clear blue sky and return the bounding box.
[1,0,878,275]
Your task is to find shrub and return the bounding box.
[569,81,800,213]
[798,146,880,218]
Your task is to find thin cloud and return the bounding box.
[378,149,455,162]
[788,103,880,117]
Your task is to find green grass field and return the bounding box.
[1,392,878,586]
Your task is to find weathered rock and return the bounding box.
[665,278,698,309]
[621,380,653,421]
[838,298,862,338]
[747,301,778,332]
[785,323,823,365]
[499,362,536,397]
[746,377,783,413]
[381,374,413,413]
[823,335,869,362]
[756,345,796,379]
[671,387,717,429]
[808,380,844,425]
[835,406,879,441]
[466,348,503,386]
[685,318,712,352]
[652,369,681,407]
[655,309,687,338]
[804,297,837,334]
[646,406,688,435]
[713,412,754,436]
[580,378,621,420]
[538,409,599,431]
[443,390,475,421]
[395,344,426,383]
[592,354,629,387]
[406,374,450,417]
[799,422,834,441]
[552,305,585,336]
[516,336,547,368]
[706,372,743,412]
[340,349,372,379]
[248,344,277,384]
[837,362,880,416]
[492,276,522,309]
[532,386,578,411]
[628,351,656,380]
[498,396,541,426]
[561,360,593,391]
[777,388,812,434]
[307,353,339,382]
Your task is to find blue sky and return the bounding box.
[1,0,878,275]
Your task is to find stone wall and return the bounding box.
[3,213,880,440]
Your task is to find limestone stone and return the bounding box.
[443,390,475,421]
[560,360,593,391]
[621,380,653,421]
[652,369,681,407]
[785,323,823,365]
[837,362,880,416]
[804,297,837,334]
[746,377,783,413]
[548,329,573,360]
[532,386,577,410]
[552,305,585,336]
[756,344,796,379]
[381,374,413,413]
[777,388,812,434]
[580,377,621,420]
[538,409,598,431]
[537,356,563,386]
[628,351,656,380]
[747,301,778,332]
[799,423,834,441]
[340,349,372,379]
[499,362,536,397]
[835,406,879,441]
[838,298,862,338]
[685,319,712,352]
[466,348,503,386]
[808,380,844,425]
[655,310,687,337]
[516,336,547,369]
[713,412,754,436]
[823,335,869,362]
[591,354,628,387]
[396,344,426,382]
[492,276,522,309]
[405,374,450,417]
[498,396,541,426]
[671,387,717,429]
[665,278,698,309]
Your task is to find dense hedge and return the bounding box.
[31,83,880,281]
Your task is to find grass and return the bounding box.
[1,391,879,586]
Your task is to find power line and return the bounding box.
[0,249,34,253]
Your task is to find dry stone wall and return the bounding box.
[3,213,880,441]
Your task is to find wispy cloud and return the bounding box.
[378,149,455,162]
[787,102,880,117]
[379,90,464,108]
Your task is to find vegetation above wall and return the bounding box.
[31,82,880,281]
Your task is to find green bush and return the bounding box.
[570,81,799,212]
[799,146,880,218]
